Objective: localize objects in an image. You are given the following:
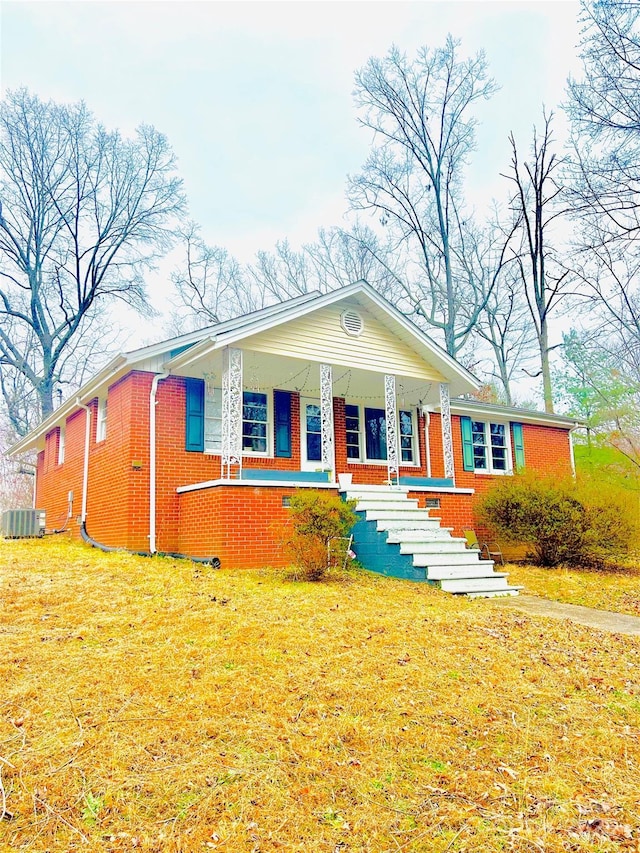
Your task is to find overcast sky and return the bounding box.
[2,0,582,266]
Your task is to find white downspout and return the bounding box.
[569,424,578,477]
[76,398,91,523]
[149,372,169,554]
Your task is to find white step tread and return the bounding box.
[413,552,495,567]
[427,566,508,580]
[356,499,420,511]
[440,577,515,593]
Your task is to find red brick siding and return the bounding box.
[35,370,574,565]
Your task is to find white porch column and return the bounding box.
[320,363,335,481]
[439,382,455,481]
[385,374,400,486]
[222,346,243,479]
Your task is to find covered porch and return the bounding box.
[168,343,458,489]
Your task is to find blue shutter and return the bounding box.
[185,378,205,452]
[460,416,475,472]
[511,422,525,470]
[274,390,292,458]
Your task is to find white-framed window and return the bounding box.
[203,387,270,455]
[345,403,417,465]
[243,391,269,454]
[345,404,361,460]
[471,420,510,474]
[57,426,65,465]
[96,398,107,442]
[204,386,222,452]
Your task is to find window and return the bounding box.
[345,404,416,465]
[399,410,414,463]
[304,402,322,462]
[470,420,509,474]
[57,426,65,465]
[243,391,268,453]
[96,398,107,442]
[202,388,269,454]
[204,386,222,452]
[345,404,361,460]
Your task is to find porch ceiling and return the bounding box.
[174,349,441,406]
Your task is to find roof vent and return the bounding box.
[341,309,364,337]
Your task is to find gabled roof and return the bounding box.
[9,281,479,455]
[165,281,480,395]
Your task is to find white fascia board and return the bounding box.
[7,354,130,456]
[449,399,582,429]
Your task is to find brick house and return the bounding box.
[9,282,578,594]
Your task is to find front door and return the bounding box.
[301,398,323,470]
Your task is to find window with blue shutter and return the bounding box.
[460,416,475,471]
[185,378,205,452]
[274,390,292,458]
[511,422,525,470]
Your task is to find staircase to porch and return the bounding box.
[345,485,520,598]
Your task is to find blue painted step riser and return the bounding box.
[351,513,432,583]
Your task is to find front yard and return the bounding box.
[507,560,640,617]
[1,538,639,852]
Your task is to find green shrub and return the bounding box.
[282,490,357,581]
[478,470,639,568]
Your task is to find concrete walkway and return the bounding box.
[491,594,640,637]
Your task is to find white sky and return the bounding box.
[1,0,582,263]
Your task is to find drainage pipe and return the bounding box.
[76,398,92,524]
[149,372,169,554]
[80,520,219,566]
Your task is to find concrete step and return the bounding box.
[383,525,453,540]
[427,565,509,580]
[412,552,494,567]
[377,519,450,534]
[364,508,433,522]
[439,576,515,594]
[377,521,445,534]
[345,488,410,503]
[398,539,468,555]
[355,498,420,512]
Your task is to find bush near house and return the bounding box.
[281,490,357,580]
[478,469,639,568]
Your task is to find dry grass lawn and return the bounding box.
[507,561,640,617]
[1,538,639,852]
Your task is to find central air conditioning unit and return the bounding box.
[2,509,46,538]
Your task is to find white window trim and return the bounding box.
[345,401,419,467]
[96,398,107,442]
[242,390,271,457]
[57,426,65,465]
[203,387,272,457]
[204,386,223,454]
[471,418,513,475]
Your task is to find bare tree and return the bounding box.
[460,215,536,405]
[305,224,399,294]
[170,222,258,332]
[566,0,640,246]
[0,89,185,433]
[565,0,640,392]
[247,239,314,302]
[503,112,570,413]
[347,38,499,357]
